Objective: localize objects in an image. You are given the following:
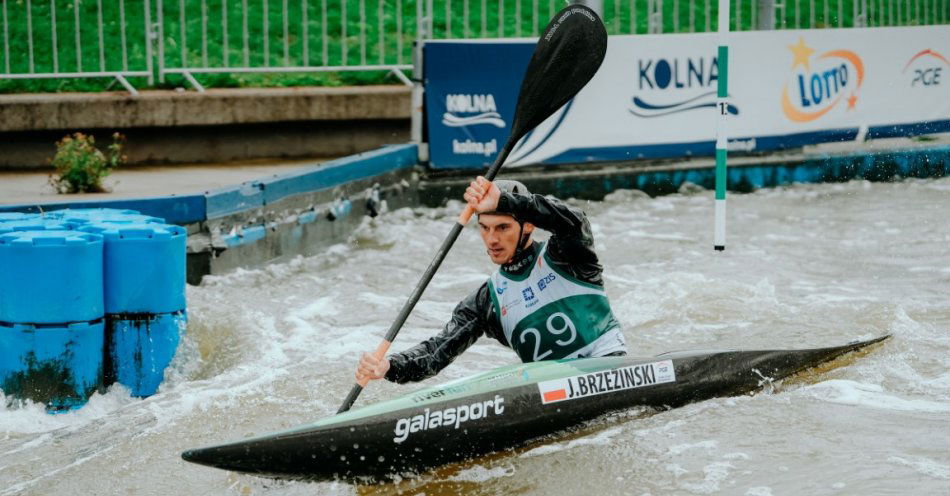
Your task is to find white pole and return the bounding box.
[714,0,729,251]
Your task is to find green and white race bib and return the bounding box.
[487,244,625,362]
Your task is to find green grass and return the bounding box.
[0,0,940,93]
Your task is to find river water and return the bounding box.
[2,178,949,495]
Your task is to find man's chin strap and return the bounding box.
[506,220,532,266]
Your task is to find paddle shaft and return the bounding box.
[337,139,518,414]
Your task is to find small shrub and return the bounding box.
[49,132,126,194]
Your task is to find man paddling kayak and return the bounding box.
[356,177,628,383]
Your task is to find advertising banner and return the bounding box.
[424,25,950,169]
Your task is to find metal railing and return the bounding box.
[0,0,153,94]
[0,1,946,93]
[155,0,419,91]
[420,0,947,37]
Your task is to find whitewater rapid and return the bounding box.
[2,178,948,495]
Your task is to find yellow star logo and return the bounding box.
[788,37,815,70]
[847,93,858,110]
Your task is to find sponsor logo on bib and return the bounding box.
[536,360,676,404]
[522,287,535,302]
[537,273,556,291]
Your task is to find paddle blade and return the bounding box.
[509,4,608,141]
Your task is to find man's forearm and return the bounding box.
[384,289,486,383]
[496,192,593,245]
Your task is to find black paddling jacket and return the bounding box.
[384,192,607,383]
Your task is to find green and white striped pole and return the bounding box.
[714,0,730,251]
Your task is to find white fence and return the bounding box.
[0,0,154,94]
[0,1,945,93]
[155,0,420,91]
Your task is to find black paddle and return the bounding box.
[338,4,608,414]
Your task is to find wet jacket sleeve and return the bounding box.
[497,192,605,286]
[385,282,506,384]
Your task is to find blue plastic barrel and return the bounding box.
[45,208,141,220]
[48,207,164,225]
[0,212,40,223]
[0,320,104,411]
[77,223,186,314]
[60,213,165,225]
[106,311,185,397]
[0,231,104,324]
[0,219,79,234]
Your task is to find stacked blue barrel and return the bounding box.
[0,208,186,411]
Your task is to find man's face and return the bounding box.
[478,214,533,265]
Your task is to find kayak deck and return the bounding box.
[181,335,889,482]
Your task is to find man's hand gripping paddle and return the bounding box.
[338,4,608,414]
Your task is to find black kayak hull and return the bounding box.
[182,336,888,482]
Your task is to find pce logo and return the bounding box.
[903,49,948,87]
[781,37,864,123]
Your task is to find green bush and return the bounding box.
[49,133,126,194]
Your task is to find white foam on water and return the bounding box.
[311,324,404,360]
[923,182,950,191]
[0,388,136,435]
[668,440,718,456]
[679,461,735,494]
[746,487,773,496]
[665,463,688,477]
[602,188,651,203]
[804,380,950,413]
[888,456,950,480]
[889,307,950,349]
[0,444,114,496]
[520,426,624,458]
[428,270,492,290]
[449,464,515,482]
[414,300,462,323]
[802,293,878,304]
[621,231,694,242]
[289,295,339,319]
[0,432,52,457]
[722,452,750,461]
[761,234,801,242]
[648,198,676,211]
[923,372,950,390]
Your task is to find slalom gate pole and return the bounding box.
[714,0,730,251]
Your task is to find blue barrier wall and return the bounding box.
[205,144,419,219]
[0,144,419,225]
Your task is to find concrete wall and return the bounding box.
[0,86,411,169]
